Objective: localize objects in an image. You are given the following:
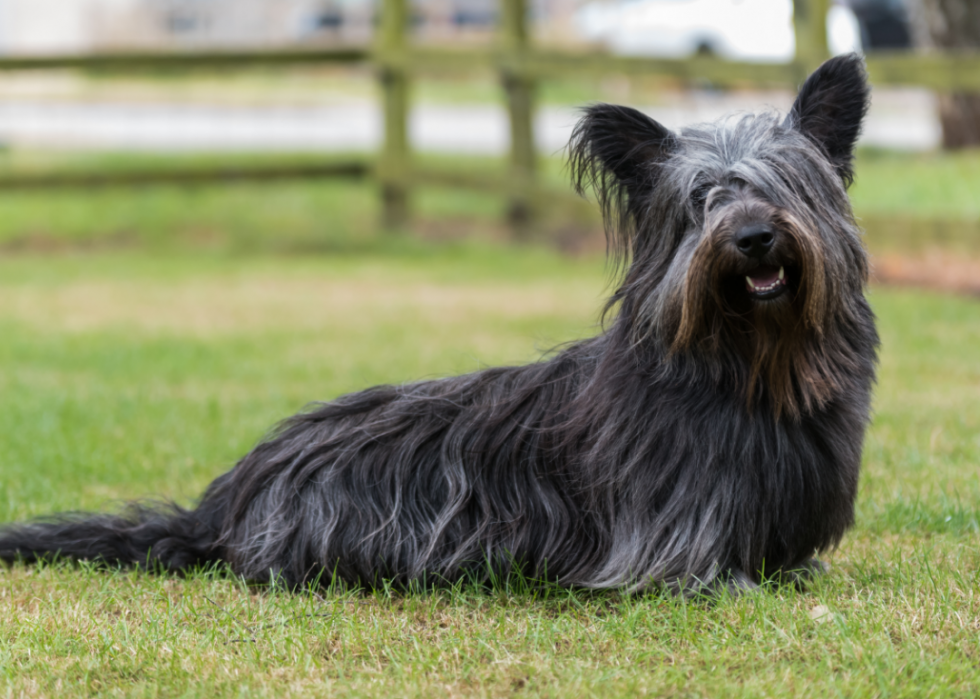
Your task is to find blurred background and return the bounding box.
[0,0,974,288]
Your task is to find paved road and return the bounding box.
[0,88,939,153]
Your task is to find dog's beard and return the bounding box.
[668,213,840,420]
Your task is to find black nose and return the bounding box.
[735,224,775,259]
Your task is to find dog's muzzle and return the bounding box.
[735,224,790,300]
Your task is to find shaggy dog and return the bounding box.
[0,54,878,595]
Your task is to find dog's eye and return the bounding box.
[691,184,711,207]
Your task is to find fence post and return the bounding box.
[500,0,537,238]
[378,0,410,230]
[793,0,830,79]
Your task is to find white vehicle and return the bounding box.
[575,0,863,63]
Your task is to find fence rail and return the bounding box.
[0,158,370,190]
[0,0,977,234]
[4,46,977,89]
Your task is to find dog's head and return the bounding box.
[570,54,873,418]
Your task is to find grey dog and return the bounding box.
[0,54,878,595]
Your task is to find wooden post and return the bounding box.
[378,0,410,230]
[500,0,537,238]
[793,0,830,78]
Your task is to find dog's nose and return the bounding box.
[735,224,775,259]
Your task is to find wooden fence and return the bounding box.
[1,0,979,234]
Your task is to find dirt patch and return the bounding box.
[0,230,139,253]
[872,250,980,296]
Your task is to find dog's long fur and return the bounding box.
[0,55,878,594]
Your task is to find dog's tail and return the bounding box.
[0,500,226,572]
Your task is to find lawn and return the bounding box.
[0,244,978,698]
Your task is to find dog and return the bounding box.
[0,54,878,595]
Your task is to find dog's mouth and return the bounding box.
[744,265,790,301]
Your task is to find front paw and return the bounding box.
[777,558,829,589]
[695,567,760,598]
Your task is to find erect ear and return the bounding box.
[568,104,673,229]
[785,53,870,188]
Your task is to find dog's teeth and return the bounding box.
[746,276,755,290]
[778,266,785,281]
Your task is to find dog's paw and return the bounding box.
[777,558,829,590]
[696,567,760,599]
[726,566,761,594]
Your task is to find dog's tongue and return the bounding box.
[746,266,782,292]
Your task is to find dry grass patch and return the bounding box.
[0,276,603,337]
[873,249,980,296]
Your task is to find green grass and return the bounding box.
[849,149,980,220]
[0,151,518,252]
[0,247,978,698]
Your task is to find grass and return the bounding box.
[849,149,980,220]
[0,246,979,697]
[0,151,515,253]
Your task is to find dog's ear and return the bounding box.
[785,53,870,188]
[569,104,674,231]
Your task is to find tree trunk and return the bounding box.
[909,0,980,149]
